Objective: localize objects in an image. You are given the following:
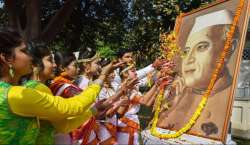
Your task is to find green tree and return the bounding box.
[0,0,215,63]
[0,0,79,42]
[50,0,128,52]
[123,0,215,67]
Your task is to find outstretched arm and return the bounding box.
[52,109,93,133]
[139,84,159,106]
[136,64,154,80]
[8,84,100,122]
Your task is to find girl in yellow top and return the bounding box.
[0,28,114,145]
[21,42,97,144]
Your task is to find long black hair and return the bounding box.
[0,28,23,76]
[0,28,23,59]
[116,48,135,58]
[19,41,51,84]
[54,51,76,75]
[27,41,51,69]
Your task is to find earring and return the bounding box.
[9,64,15,78]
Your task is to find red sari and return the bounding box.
[50,72,82,97]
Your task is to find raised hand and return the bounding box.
[93,99,113,119]
[104,78,138,104]
[152,58,168,69]
[156,75,174,87]
[120,78,139,91]
[172,76,186,96]
[113,61,126,69]
[106,96,130,117]
[116,95,130,117]
[94,99,109,111]
[100,61,125,76]
[160,61,176,76]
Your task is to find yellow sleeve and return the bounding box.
[26,82,95,133]
[8,84,100,122]
[52,109,93,133]
[33,83,53,94]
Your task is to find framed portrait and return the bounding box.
[156,0,250,143]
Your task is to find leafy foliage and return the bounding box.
[96,41,117,60]
[0,0,215,66]
[0,1,8,27]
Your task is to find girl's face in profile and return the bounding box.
[65,60,78,78]
[12,42,33,76]
[41,54,57,80]
[90,58,102,76]
[128,67,137,79]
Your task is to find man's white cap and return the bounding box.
[190,9,233,35]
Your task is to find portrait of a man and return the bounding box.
[140,0,250,144]
[157,9,241,139]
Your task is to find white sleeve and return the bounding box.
[98,88,107,100]
[136,64,155,80]
[75,76,89,90]
[111,69,121,91]
[138,77,148,87]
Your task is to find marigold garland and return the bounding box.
[150,0,244,139]
[159,32,182,60]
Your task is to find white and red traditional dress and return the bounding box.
[117,89,142,145]
[50,73,83,145]
[73,77,118,145]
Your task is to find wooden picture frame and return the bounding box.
[157,0,250,143]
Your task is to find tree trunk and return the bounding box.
[5,0,22,32]
[25,0,41,41]
[41,0,79,42]
[65,6,83,51]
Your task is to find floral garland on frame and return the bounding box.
[150,0,245,139]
